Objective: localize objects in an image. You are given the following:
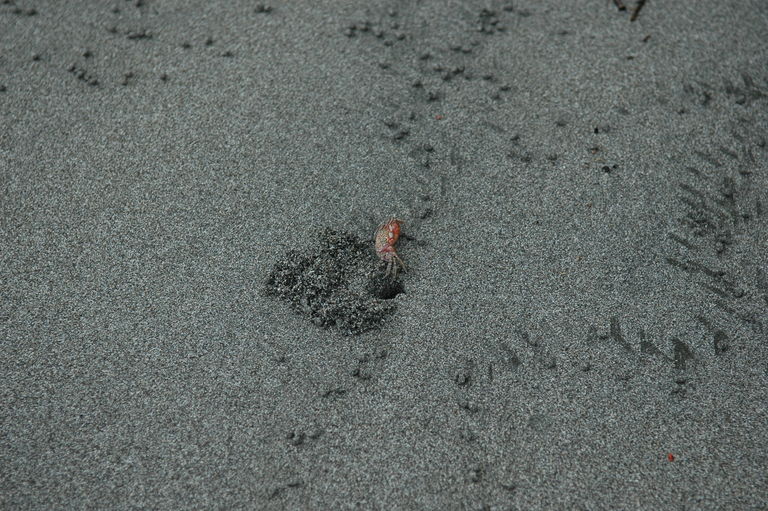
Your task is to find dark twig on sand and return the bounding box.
[613,0,626,11]
[630,0,647,22]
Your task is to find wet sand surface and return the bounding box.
[1,1,767,509]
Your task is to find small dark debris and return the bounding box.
[181,42,191,49]
[286,431,305,446]
[442,67,464,81]
[469,467,484,483]
[351,367,372,380]
[671,387,686,397]
[126,29,152,40]
[673,338,695,370]
[160,73,168,82]
[714,331,729,355]
[11,6,36,15]
[255,4,272,13]
[507,150,532,163]
[455,371,471,386]
[222,50,234,57]
[31,54,40,61]
[630,0,647,22]
[205,37,215,46]
[477,8,502,34]
[0,85,6,92]
[68,64,99,87]
[321,388,347,398]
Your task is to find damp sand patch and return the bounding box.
[264,228,404,334]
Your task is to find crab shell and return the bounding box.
[374,218,405,275]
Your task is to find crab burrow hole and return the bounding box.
[367,274,405,300]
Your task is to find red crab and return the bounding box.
[374,218,406,277]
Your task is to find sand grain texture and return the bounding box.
[1,1,766,509]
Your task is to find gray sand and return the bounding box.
[1,1,766,509]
